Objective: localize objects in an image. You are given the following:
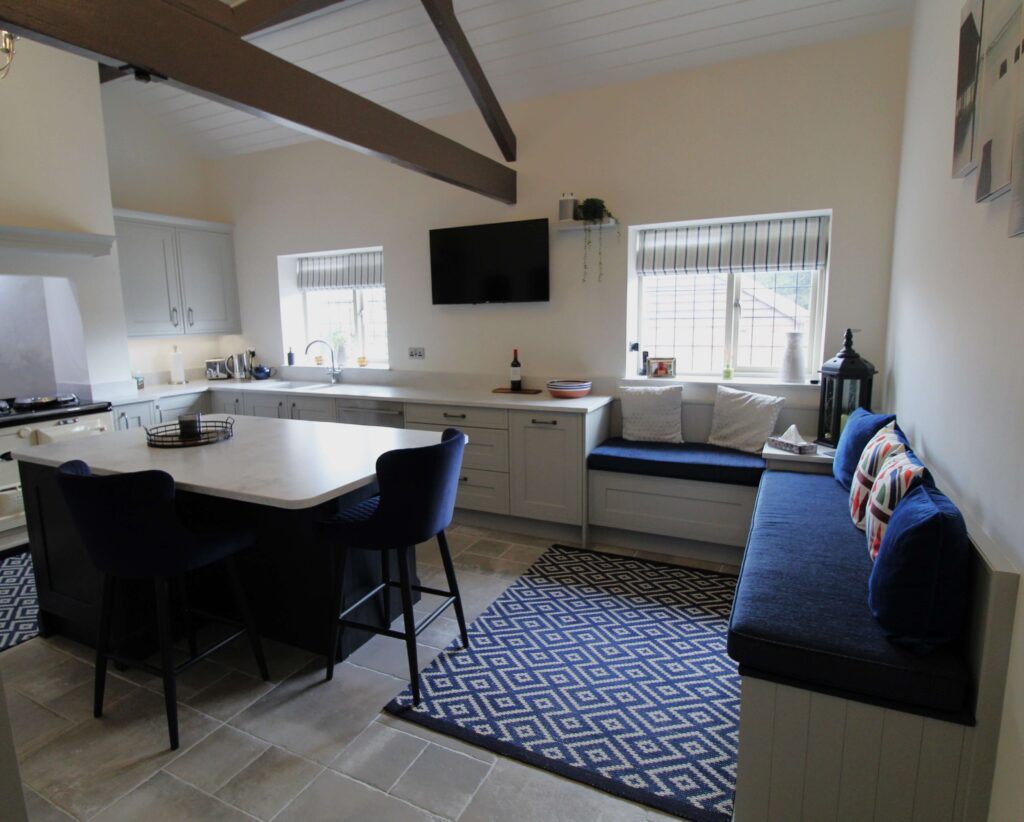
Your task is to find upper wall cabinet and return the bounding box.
[115,210,241,338]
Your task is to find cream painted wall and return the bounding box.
[887,3,1023,819]
[207,28,908,381]
[0,39,131,394]
[101,88,249,377]
[102,88,227,224]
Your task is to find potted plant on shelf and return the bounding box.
[577,197,616,282]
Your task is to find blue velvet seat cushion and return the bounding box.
[728,471,970,719]
[587,438,766,486]
[869,484,970,654]
[316,495,382,547]
[833,408,896,490]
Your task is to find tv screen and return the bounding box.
[430,218,549,305]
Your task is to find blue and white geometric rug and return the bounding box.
[385,545,739,821]
[0,551,39,653]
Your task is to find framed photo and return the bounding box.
[647,357,676,378]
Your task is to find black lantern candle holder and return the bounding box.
[816,329,877,446]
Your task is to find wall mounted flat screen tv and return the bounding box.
[430,218,549,304]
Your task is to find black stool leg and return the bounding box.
[397,546,420,705]
[154,578,179,750]
[437,531,469,649]
[380,549,392,627]
[225,557,270,682]
[179,575,198,659]
[94,574,114,719]
[325,548,348,681]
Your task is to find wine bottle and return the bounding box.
[510,349,522,392]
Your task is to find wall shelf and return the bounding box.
[556,217,618,231]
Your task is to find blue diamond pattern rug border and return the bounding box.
[385,545,738,821]
[0,550,39,653]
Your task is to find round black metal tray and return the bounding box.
[145,417,234,448]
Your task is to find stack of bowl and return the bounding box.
[546,379,593,398]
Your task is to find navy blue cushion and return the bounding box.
[728,471,970,719]
[869,485,970,654]
[587,438,765,486]
[833,408,896,490]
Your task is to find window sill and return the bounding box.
[623,374,819,390]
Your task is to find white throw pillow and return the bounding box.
[707,385,784,453]
[620,385,683,443]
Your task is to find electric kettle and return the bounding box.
[224,352,251,379]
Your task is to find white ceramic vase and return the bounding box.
[781,331,807,383]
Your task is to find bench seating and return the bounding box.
[587,438,764,547]
[728,470,970,719]
[586,438,766,486]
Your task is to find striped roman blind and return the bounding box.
[296,250,383,290]
[636,215,830,276]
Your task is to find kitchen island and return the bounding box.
[13,416,443,658]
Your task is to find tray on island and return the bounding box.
[145,417,234,449]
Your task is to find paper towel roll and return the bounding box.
[170,346,186,384]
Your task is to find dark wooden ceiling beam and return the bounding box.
[0,0,516,203]
[231,0,352,37]
[420,0,515,162]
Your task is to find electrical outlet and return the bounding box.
[408,347,426,360]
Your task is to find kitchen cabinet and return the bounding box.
[244,392,287,419]
[509,410,582,525]
[115,211,241,339]
[336,399,405,429]
[210,391,246,417]
[154,392,210,424]
[286,395,334,422]
[113,401,155,431]
[117,222,181,336]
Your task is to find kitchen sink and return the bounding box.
[258,381,334,390]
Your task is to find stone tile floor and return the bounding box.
[3,526,739,821]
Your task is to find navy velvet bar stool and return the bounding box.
[56,460,270,750]
[317,427,468,705]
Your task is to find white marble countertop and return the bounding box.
[120,379,613,414]
[13,416,442,510]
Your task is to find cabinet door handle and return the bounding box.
[291,402,297,419]
[156,406,163,422]
[171,307,179,327]
[443,412,466,419]
[460,476,469,483]
[187,307,194,327]
[119,411,128,430]
[531,418,558,426]
[278,401,284,419]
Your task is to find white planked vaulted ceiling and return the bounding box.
[101,0,912,158]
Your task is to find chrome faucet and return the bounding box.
[305,339,343,383]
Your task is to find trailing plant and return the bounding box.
[578,197,617,282]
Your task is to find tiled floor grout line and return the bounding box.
[383,743,428,793]
[454,757,498,822]
[160,768,265,820]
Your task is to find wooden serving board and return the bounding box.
[492,387,543,395]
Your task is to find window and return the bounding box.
[297,249,389,367]
[633,215,829,377]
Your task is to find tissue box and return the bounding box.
[766,436,817,454]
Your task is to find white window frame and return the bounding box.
[301,286,390,368]
[627,214,829,379]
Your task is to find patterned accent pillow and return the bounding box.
[865,452,926,561]
[849,422,906,530]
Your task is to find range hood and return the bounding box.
[0,224,114,258]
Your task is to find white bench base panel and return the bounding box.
[588,470,756,547]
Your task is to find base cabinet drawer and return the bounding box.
[210,391,246,416]
[154,392,209,423]
[114,401,154,430]
[407,423,508,472]
[244,392,287,419]
[455,468,509,515]
[405,403,508,430]
[286,396,335,422]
